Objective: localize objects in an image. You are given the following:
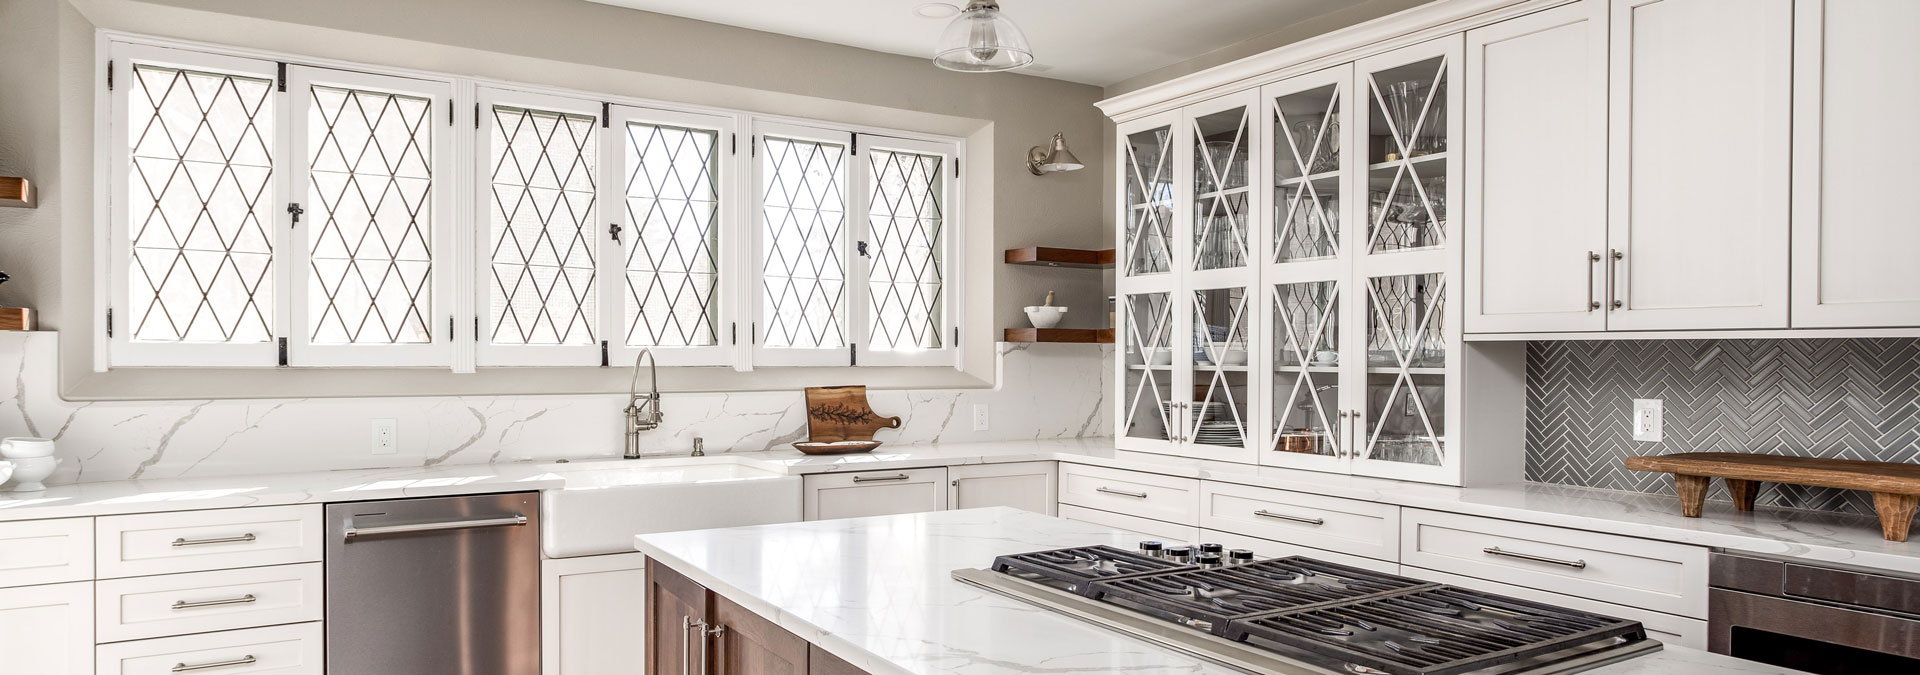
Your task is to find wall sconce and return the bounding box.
[1026,132,1083,175]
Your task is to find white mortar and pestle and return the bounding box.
[1024,290,1067,329]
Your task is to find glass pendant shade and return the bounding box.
[933,0,1034,73]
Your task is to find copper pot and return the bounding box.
[1277,429,1322,454]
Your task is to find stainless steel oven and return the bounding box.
[1709,551,1920,673]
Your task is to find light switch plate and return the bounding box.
[971,404,990,431]
[1631,399,1662,442]
[371,418,398,455]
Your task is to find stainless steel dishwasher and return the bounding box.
[325,492,540,675]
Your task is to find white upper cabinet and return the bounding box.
[1790,0,1920,328]
[1464,0,1609,333]
[1606,0,1792,331]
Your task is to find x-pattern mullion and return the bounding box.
[1192,110,1249,270]
[1193,291,1249,445]
[1124,131,1174,275]
[1124,294,1174,437]
[1362,276,1445,460]
[308,85,434,344]
[624,122,719,348]
[1271,283,1340,455]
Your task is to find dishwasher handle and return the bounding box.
[341,514,528,540]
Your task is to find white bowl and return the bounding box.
[0,437,55,459]
[0,461,12,488]
[1024,306,1067,329]
[5,456,57,492]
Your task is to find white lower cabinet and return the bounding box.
[0,581,93,675]
[0,517,95,588]
[1198,481,1398,561]
[95,623,323,675]
[95,563,324,643]
[1200,529,1397,575]
[1401,566,1707,650]
[1058,504,1196,546]
[948,462,1057,515]
[803,467,949,521]
[1058,464,1198,524]
[542,553,646,675]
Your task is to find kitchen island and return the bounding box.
[634,507,1800,675]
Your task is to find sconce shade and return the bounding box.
[1028,133,1084,175]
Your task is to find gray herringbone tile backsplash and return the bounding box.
[1525,339,1920,516]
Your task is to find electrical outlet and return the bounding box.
[1631,399,1662,442]
[971,404,990,431]
[370,418,398,455]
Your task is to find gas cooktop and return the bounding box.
[953,543,1660,675]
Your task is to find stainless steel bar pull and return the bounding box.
[172,656,256,672]
[1253,509,1325,526]
[1484,546,1587,569]
[172,533,256,547]
[1607,249,1624,310]
[172,594,257,610]
[1586,251,1602,311]
[341,514,527,539]
[851,474,910,483]
[1096,487,1149,499]
[682,617,702,675]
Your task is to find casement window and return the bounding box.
[103,38,959,372]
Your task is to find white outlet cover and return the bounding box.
[971,404,990,431]
[1631,399,1662,442]
[371,418,399,455]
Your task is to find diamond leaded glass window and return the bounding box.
[865,148,944,352]
[306,84,435,345]
[760,135,848,350]
[488,105,598,346]
[625,122,720,348]
[126,63,276,343]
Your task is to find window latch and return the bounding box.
[287,203,304,226]
[856,241,870,258]
[608,223,622,244]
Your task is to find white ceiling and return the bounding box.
[584,0,1365,86]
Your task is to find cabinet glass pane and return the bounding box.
[1123,126,1174,276]
[1122,291,1174,442]
[1363,272,1446,466]
[1191,287,1250,448]
[1365,55,1448,254]
[1272,84,1341,263]
[1193,107,1251,271]
[1270,280,1339,457]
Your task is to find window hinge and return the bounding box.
[287,202,304,226]
[448,104,454,127]
[953,157,960,177]
[474,316,480,342]
[600,340,610,367]
[607,222,622,244]
[850,343,858,367]
[851,134,857,153]
[751,138,756,158]
[953,326,959,347]
[276,63,286,92]
[730,322,736,345]
[751,322,757,345]
[106,60,113,91]
[448,316,454,341]
[730,133,736,155]
[601,102,610,128]
[474,102,480,130]
[105,307,113,337]
[277,337,289,367]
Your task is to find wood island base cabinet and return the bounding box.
[647,558,871,675]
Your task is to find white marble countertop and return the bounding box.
[5,436,1916,576]
[634,507,1798,675]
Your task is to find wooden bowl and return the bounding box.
[792,440,883,455]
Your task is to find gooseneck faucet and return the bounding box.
[624,349,662,459]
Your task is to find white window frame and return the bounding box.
[106,45,290,367]
[605,104,741,368]
[853,134,962,368]
[284,65,457,367]
[472,86,606,367]
[101,34,966,373]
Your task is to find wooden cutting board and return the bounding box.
[1625,452,1920,541]
[803,386,901,442]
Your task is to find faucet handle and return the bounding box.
[692,437,705,457]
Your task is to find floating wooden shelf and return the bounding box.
[1004,328,1113,344]
[1004,247,1114,269]
[0,177,34,209]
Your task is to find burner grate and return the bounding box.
[989,545,1193,592]
[1088,557,1436,636]
[1227,586,1648,675]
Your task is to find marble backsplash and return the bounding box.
[0,333,1111,486]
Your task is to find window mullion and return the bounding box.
[451,79,477,374]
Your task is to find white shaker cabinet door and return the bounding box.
[948,462,1057,515]
[0,581,93,675]
[1790,0,1920,327]
[803,467,949,521]
[1605,0,1792,330]
[1464,0,1609,333]
[542,553,646,675]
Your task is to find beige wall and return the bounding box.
[0,0,1114,399]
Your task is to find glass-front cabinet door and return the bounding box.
[1349,36,1462,483]
[1117,112,1180,451]
[1179,92,1258,464]
[1258,65,1355,472]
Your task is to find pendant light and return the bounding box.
[933,0,1034,73]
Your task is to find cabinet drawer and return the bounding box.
[96,623,323,675]
[1199,529,1398,576]
[803,467,949,521]
[1400,509,1708,618]
[96,563,323,643]
[1402,566,1707,650]
[1058,464,1197,525]
[97,506,321,579]
[1059,504,1196,545]
[0,517,93,587]
[1199,482,1398,561]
